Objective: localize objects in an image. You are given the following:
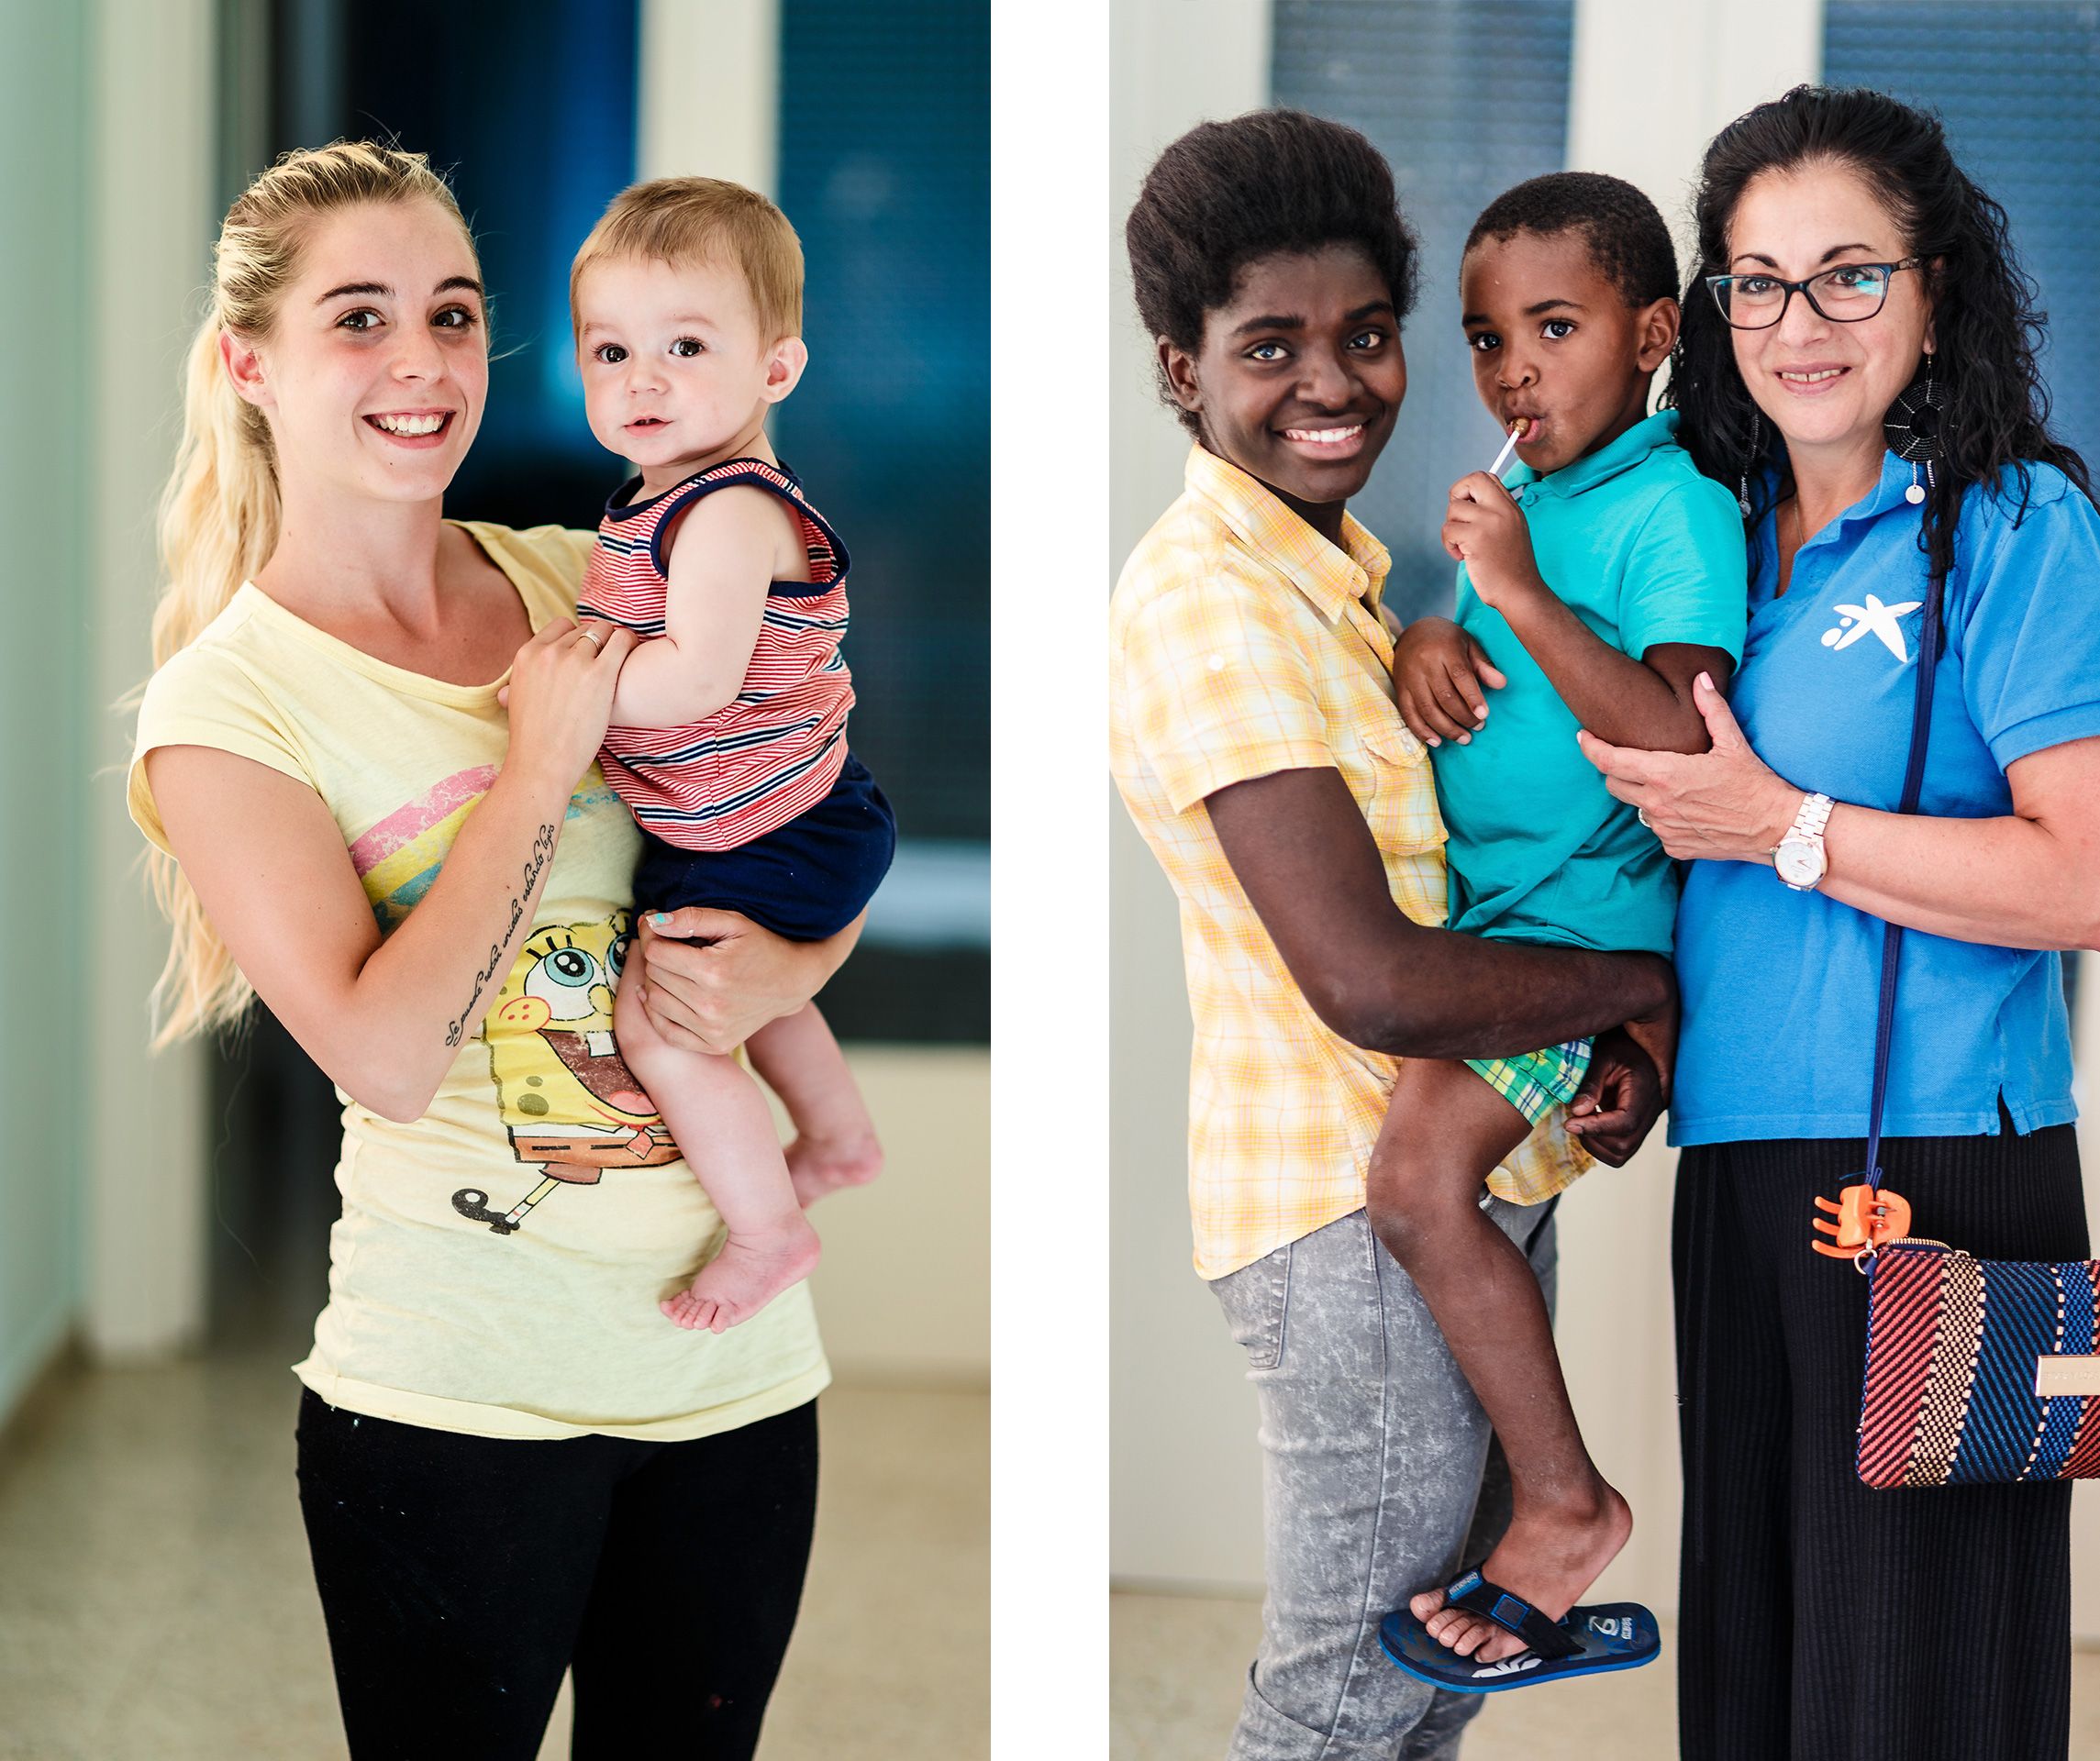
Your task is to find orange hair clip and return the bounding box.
[1810,1184,1913,1259]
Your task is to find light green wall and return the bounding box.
[0,0,92,1423]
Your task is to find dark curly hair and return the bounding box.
[1126,109,1418,437]
[1664,83,2092,607]
[1463,172,1678,309]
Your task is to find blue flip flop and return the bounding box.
[1378,1569,1660,1692]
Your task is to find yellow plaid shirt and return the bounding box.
[1110,445,1588,1279]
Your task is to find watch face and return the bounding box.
[1776,838,1820,887]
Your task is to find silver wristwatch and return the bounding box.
[1774,792,1835,891]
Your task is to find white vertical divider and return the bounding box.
[82,0,217,1361]
[637,0,780,192]
[1000,0,1112,1747]
[1107,0,1275,1590]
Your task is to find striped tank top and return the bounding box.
[578,458,854,852]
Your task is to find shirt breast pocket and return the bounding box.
[1335,713,1444,866]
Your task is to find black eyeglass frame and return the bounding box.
[1704,257,1924,330]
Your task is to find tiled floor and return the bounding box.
[1112,1590,2100,1760]
[0,1354,986,1759]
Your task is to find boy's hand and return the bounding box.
[1443,471,1545,610]
[1564,1027,1663,1165]
[1390,616,1506,748]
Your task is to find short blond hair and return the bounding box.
[570,176,803,339]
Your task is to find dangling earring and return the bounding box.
[1884,351,1945,506]
[1738,412,1760,517]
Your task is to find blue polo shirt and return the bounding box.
[1671,452,2100,1147]
[1436,410,1747,956]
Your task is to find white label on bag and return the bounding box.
[2034,1356,2100,1397]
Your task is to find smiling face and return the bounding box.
[485,915,659,1129]
[1459,228,1675,475]
[574,253,804,489]
[1161,243,1406,534]
[224,198,486,507]
[1725,161,1933,478]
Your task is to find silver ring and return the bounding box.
[576,626,606,651]
[1637,808,1652,829]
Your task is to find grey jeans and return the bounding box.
[1208,1201,1558,1760]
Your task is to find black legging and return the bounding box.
[295,1390,818,1760]
[1674,1121,2087,1761]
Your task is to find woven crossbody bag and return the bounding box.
[1850,570,2100,1489]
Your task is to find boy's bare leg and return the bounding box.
[744,1003,883,1207]
[1365,1056,1631,1665]
[615,976,819,1332]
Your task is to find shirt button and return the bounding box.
[1206,654,1227,672]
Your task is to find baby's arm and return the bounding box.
[599,487,796,729]
[1443,471,1734,755]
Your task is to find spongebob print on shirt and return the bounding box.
[348,764,678,1235]
[450,911,681,1233]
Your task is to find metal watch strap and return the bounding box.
[1775,792,1836,891]
[1788,792,1835,847]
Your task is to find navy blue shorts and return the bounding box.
[632,753,895,942]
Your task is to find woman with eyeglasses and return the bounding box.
[1579,85,2100,1760]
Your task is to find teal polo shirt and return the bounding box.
[1432,409,1748,956]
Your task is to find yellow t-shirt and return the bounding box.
[128,522,830,1439]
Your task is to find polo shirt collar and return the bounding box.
[1183,442,1393,621]
[1752,447,1925,546]
[1506,408,1681,502]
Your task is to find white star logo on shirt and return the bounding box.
[1820,593,1923,663]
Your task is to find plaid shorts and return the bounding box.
[1466,1039,1594,1129]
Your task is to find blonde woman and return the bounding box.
[129,143,858,1757]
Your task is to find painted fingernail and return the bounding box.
[650,912,672,926]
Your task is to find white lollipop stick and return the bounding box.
[1488,419,1530,478]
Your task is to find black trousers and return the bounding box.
[295,1390,818,1760]
[1674,1124,2087,1761]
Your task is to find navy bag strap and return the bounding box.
[1861,571,1946,1195]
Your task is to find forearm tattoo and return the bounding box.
[446,823,557,1047]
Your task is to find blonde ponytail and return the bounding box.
[145,140,473,1044]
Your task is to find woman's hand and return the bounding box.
[1390,615,1507,748]
[632,907,863,1053]
[497,617,637,793]
[1577,671,1800,863]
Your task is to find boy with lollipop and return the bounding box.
[1375,172,1747,1684]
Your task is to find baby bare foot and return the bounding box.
[785,1128,883,1208]
[1410,1482,1633,1663]
[661,1212,821,1334]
